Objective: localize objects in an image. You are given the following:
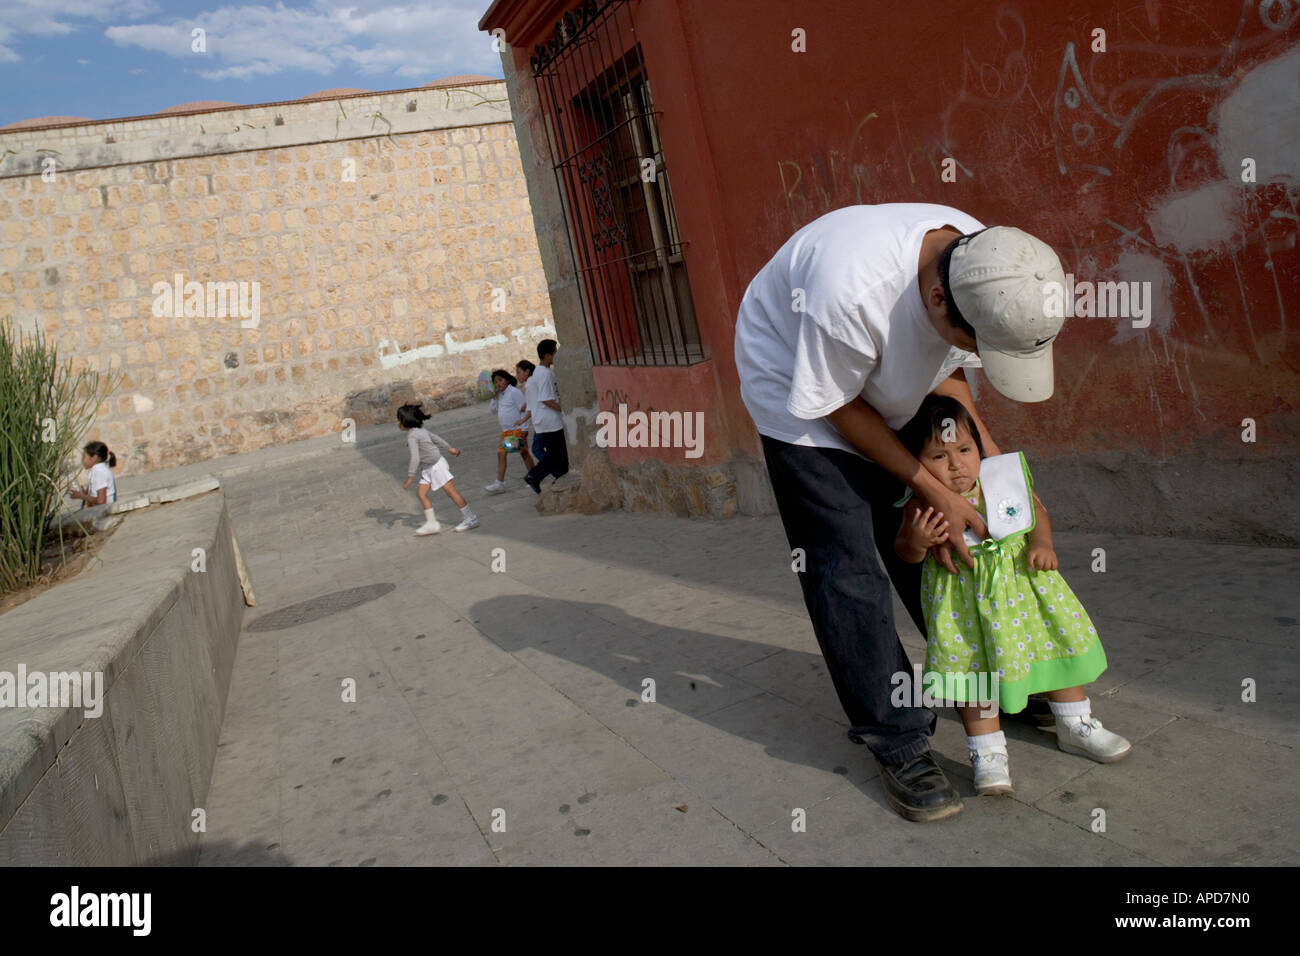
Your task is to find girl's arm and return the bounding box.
[407,431,421,477]
[1026,492,1058,570]
[427,430,460,457]
[895,499,951,564]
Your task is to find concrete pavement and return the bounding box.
[119,402,1299,865]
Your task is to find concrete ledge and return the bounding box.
[0,493,246,864]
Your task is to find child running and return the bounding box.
[484,369,536,494]
[397,403,478,535]
[894,394,1130,796]
[69,441,117,507]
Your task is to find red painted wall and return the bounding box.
[488,0,1299,472]
[674,0,1299,461]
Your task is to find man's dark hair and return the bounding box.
[537,339,557,360]
[936,227,992,341]
[897,394,986,459]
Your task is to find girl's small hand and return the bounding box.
[909,506,950,549]
[1027,544,1058,571]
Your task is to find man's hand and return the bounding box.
[920,487,987,573]
[449,447,461,457]
[1027,543,1058,571]
[403,476,412,490]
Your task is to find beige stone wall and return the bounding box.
[0,85,554,472]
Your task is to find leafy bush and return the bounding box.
[0,324,118,594]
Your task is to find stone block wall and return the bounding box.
[0,84,555,472]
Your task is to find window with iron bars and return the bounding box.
[533,1,702,367]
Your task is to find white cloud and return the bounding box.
[105,1,503,83]
[0,0,159,60]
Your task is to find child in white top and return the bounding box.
[396,404,478,534]
[70,441,117,507]
[484,369,536,494]
[514,359,545,462]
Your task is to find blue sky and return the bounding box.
[0,0,506,127]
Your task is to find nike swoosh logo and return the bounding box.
[1034,336,1055,347]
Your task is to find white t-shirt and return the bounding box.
[87,461,116,503]
[528,364,564,433]
[491,384,526,430]
[734,203,985,457]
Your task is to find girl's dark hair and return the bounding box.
[492,368,517,387]
[515,359,535,375]
[395,403,431,429]
[84,441,116,468]
[936,227,992,341]
[898,394,985,459]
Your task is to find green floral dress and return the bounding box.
[919,475,1107,714]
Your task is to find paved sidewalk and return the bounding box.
[140,404,1299,866]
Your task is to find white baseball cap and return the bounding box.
[947,226,1067,402]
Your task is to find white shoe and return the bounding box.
[484,480,506,494]
[453,515,479,532]
[414,521,441,536]
[970,745,1013,795]
[1055,714,1132,763]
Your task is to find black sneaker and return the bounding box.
[525,476,541,495]
[876,750,964,823]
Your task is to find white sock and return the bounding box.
[967,730,1006,752]
[1048,697,1091,717]
[460,504,475,519]
[423,508,435,524]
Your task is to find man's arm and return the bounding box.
[825,398,986,569]
[932,368,1001,456]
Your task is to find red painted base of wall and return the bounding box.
[591,360,731,467]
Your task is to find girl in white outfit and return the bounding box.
[484,369,536,493]
[397,404,478,535]
[70,441,117,507]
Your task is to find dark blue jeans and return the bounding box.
[761,435,933,764]
[527,429,569,485]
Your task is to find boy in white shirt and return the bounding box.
[734,204,1067,823]
[523,339,569,494]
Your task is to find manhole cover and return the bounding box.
[247,583,396,632]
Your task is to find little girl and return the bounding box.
[894,394,1130,796]
[69,441,117,507]
[396,404,478,534]
[483,369,536,494]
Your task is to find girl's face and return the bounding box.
[918,426,981,494]
[515,366,530,383]
[492,375,508,392]
[81,451,96,469]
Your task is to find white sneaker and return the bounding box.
[970,745,1013,795]
[453,515,479,532]
[1055,714,1132,763]
[484,480,506,494]
[414,521,441,536]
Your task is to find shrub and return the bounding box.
[0,324,118,594]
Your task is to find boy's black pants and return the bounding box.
[527,429,569,484]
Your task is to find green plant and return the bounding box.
[0,323,118,594]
